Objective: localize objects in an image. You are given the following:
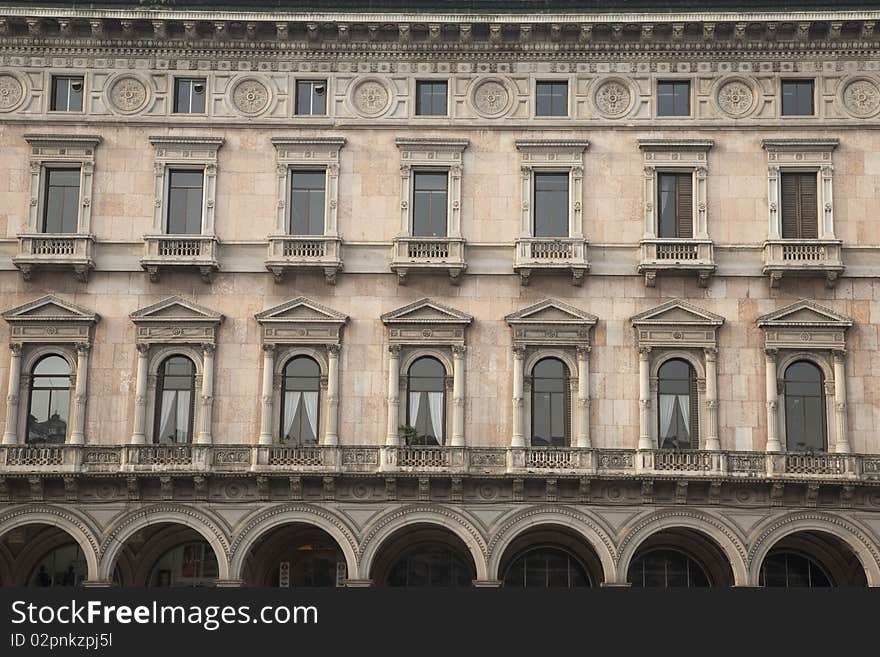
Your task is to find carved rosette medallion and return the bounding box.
[593,79,632,118]
[471,78,512,118]
[231,78,270,115]
[716,79,755,117]
[108,76,148,113]
[0,73,24,112]
[842,78,880,118]
[351,79,391,117]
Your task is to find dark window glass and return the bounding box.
[147,541,219,588]
[628,549,711,588]
[657,80,691,117]
[412,172,448,237]
[26,355,71,444]
[531,357,569,447]
[43,168,81,234]
[386,545,474,587]
[280,356,321,446]
[658,359,699,449]
[295,80,327,115]
[657,172,694,239]
[782,79,815,116]
[166,170,203,234]
[29,544,87,588]
[290,171,326,235]
[784,361,827,451]
[780,172,819,239]
[154,356,195,444]
[535,81,568,117]
[406,357,446,445]
[533,172,569,237]
[503,547,591,588]
[760,551,833,588]
[416,81,448,116]
[51,76,84,112]
[173,78,206,113]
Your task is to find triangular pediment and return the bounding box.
[631,299,725,327]
[130,296,223,323]
[2,295,98,323]
[381,298,473,325]
[756,300,853,328]
[506,299,597,325]
[255,297,348,324]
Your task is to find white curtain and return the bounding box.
[428,391,444,444]
[283,391,301,441]
[303,391,319,441]
[159,390,176,442]
[676,395,690,436]
[408,392,420,430]
[659,394,676,438]
[175,391,190,442]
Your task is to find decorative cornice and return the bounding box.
[761,138,840,151]
[639,139,715,152]
[24,134,102,148]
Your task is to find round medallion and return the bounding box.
[841,78,880,118]
[231,77,270,115]
[96,484,117,499]
[735,489,751,503]
[108,76,148,113]
[716,79,756,117]
[593,79,633,118]
[471,78,512,118]
[350,78,391,117]
[0,73,24,112]
[224,483,243,499]
[351,483,370,499]
[478,484,498,500]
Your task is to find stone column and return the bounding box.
[576,346,591,448]
[511,346,525,447]
[386,345,401,446]
[68,343,90,445]
[324,344,340,446]
[258,344,275,446]
[130,344,150,445]
[703,347,720,451]
[451,345,466,447]
[832,350,850,454]
[764,349,781,452]
[196,344,215,445]
[2,343,22,445]
[638,347,653,450]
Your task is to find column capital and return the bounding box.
[832,348,847,362]
[327,344,341,356]
[576,345,592,357]
[388,344,402,356]
[452,345,467,356]
[262,343,276,354]
[764,347,778,360]
[8,343,22,356]
[512,345,526,358]
[135,342,150,355]
[638,346,652,358]
[201,343,216,355]
[75,342,91,355]
[703,346,717,360]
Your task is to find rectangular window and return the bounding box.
[657,80,690,117]
[657,173,694,239]
[535,81,568,117]
[166,170,204,234]
[42,168,81,234]
[533,172,569,238]
[412,172,448,237]
[295,80,327,116]
[781,79,815,116]
[780,172,819,239]
[51,76,84,112]
[415,81,448,116]
[289,171,326,235]
[174,78,206,114]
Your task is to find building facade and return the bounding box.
[1,1,880,588]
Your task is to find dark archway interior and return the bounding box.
[0,523,87,587]
[497,525,604,587]
[369,524,477,587]
[241,523,346,587]
[759,531,867,587]
[114,523,220,587]
[627,528,735,587]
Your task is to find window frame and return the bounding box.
[655,79,692,118]
[25,352,74,445]
[278,354,323,446]
[781,78,816,117]
[294,79,329,116]
[656,357,700,450]
[40,166,82,235]
[172,77,207,114]
[50,74,85,113]
[781,359,829,452]
[528,356,572,447]
[410,169,450,237]
[404,355,448,446]
[534,79,570,118]
[152,354,197,445]
[414,79,449,117]
[286,169,328,236]
[163,167,206,235]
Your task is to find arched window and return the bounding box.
[386,545,474,587]
[784,361,827,451]
[26,355,71,444]
[280,356,321,445]
[154,356,195,444]
[628,549,711,588]
[760,551,832,588]
[531,357,569,447]
[406,356,446,445]
[658,358,698,449]
[503,546,591,588]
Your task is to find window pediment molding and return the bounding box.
[271,136,346,161]
[631,299,724,349]
[505,298,597,347]
[516,140,590,160]
[3,295,98,345]
[757,299,851,351]
[255,297,348,346]
[639,138,714,163]
[761,138,839,163]
[396,137,468,162]
[25,133,102,155]
[382,297,472,346]
[130,295,223,345]
[148,135,224,155]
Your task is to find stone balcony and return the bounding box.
[390,236,466,285]
[513,237,590,286]
[763,239,845,288]
[12,233,95,282]
[265,235,343,285]
[638,239,715,287]
[141,234,220,283]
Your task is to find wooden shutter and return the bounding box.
[798,173,819,238]
[675,173,693,239]
[781,172,818,239]
[688,368,700,449]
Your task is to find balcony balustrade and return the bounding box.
[13,233,95,282]
[638,238,715,287]
[513,237,589,286]
[390,236,466,285]
[265,235,343,285]
[763,239,844,288]
[141,234,220,283]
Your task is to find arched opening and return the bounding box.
[783,361,828,452]
[758,531,867,587]
[27,354,71,444]
[280,356,321,446]
[531,357,570,447]
[154,356,196,445]
[627,528,734,588]
[241,523,347,587]
[370,524,476,587]
[114,523,221,587]
[0,524,87,587]
[405,356,446,445]
[657,358,698,449]
[498,526,603,587]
